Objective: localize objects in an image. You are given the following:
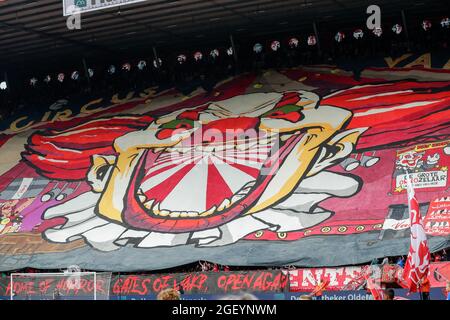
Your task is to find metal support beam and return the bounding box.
[3,72,9,93]
[3,71,11,92]
[229,34,238,64]
[313,21,321,56]
[401,10,411,52]
[211,0,256,24]
[152,46,161,68]
[82,58,91,92]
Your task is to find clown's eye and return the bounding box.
[175,123,193,129]
[263,104,303,117]
[156,119,195,140]
[267,111,284,117]
[41,192,54,202]
[262,104,304,123]
[56,193,66,201]
[96,165,110,181]
[161,119,195,130]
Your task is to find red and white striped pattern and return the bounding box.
[140,142,273,212]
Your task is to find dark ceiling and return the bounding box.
[0,0,448,69]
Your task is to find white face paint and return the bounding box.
[426,153,440,165]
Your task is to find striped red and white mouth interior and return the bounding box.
[136,135,277,219]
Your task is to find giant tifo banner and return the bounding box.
[0,57,449,271]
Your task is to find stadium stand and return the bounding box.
[0,0,449,301]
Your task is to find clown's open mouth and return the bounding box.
[33,90,369,250]
[122,131,306,233]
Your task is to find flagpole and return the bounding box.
[404,167,413,201]
[419,281,423,300]
[402,167,431,297]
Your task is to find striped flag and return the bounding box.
[365,274,384,300]
[402,171,431,292]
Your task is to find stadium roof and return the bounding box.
[0,0,447,68]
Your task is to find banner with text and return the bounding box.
[0,270,288,298]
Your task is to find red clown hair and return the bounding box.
[322,81,450,150]
[22,115,154,180]
[22,80,450,181]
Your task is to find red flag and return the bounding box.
[402,174,431,292]
[364,273,384,300]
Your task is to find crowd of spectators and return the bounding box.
[376,249,449,268]
[0,248,448,279]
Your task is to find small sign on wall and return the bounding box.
[63,0,149,16]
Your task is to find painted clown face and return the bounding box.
[89,91,351,231]
[397,151,423,168]
[35,91,364,250]
[427,153,440,165]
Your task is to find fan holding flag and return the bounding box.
[401,169,432,300]
[310,277,329,300]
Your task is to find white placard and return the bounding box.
[395,171,447,190]
[63,0,149,16]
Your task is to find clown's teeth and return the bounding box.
[237,185,253,196]
[179,211,189,218]
[153,202,161,214]
[169,211,180,218]
[200,206,217,217]
[161,211,201,218]
[154,147,165,153]
[243,181,256,188]
[144,199,154,210]
[138,194,147,202]
[231,194,245,203]
[159,210,170,217]
[218,198,231,211]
